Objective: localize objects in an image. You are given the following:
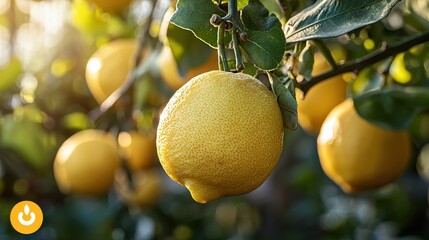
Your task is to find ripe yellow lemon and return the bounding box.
[296,52,348,134]
[85,39,137,104]
[54,129,120,195]
[156,70,284,203]
[115,168,162,208]
[118,131,157,171]
[90,0,133,13]
[317,99,411,193]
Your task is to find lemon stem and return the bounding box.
[220,0,245,71]
[217,23,230,71]
[8,0,16,59]
[91,0,158,116]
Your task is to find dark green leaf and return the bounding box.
[298,42,314,80]
[167,22,215,76]
[270,74,298,130]
[353,86,429,130]
[240,0,286,70]
[171,0,226,48]
[260,0,286,25]
[241,0,277,30]
[284,0,401,43]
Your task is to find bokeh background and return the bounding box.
[0,0,429,239]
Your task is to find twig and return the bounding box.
[97,0,158,114]
[8,0,16,58]
[296,31,429,94]
[217,22,229,71]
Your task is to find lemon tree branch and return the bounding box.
[296,31,429,95]
[89,0,158,120]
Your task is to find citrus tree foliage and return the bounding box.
[170,0,429,131]
[1,0,429,239]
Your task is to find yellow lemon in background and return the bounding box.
[317,99,411,193]
[118,131,157,171]
[54,129,120,195]
[115,168,162,208]
[296,52,348,134]
[85,39,137,104]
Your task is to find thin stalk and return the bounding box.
[218,23,230,72]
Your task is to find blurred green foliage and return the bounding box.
[0,0,428,239]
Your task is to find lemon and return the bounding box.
[115,168,162,208]
[156,70,284,203]
[85,39,137,104]
[54,129,120,195]
[317,99,411,193]
[296,52,348,134]
[118,131,157,171]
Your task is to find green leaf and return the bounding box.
[0,58,22,92]
[298,42,314,80]
[171,0,226,48]
[270,74,298,130]
[353,86,429,130]
[284,0,401,43]
[241,0,278,30]
[260,0,286,25]
[167,21,215,76]
[240,0,286,70]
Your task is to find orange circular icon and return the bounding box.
[10,201,43,234]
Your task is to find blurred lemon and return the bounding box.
[115,168,162,208]
[157,70,284,203]
[296,52,348,134]
[54,129,120,195]
[118,131,157,171]
[85,39,137,104]
[317,99,411,193]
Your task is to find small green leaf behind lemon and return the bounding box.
[269,74,298,130]
[298,42,314,80]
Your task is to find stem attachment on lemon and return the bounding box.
[210,0,246,72]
